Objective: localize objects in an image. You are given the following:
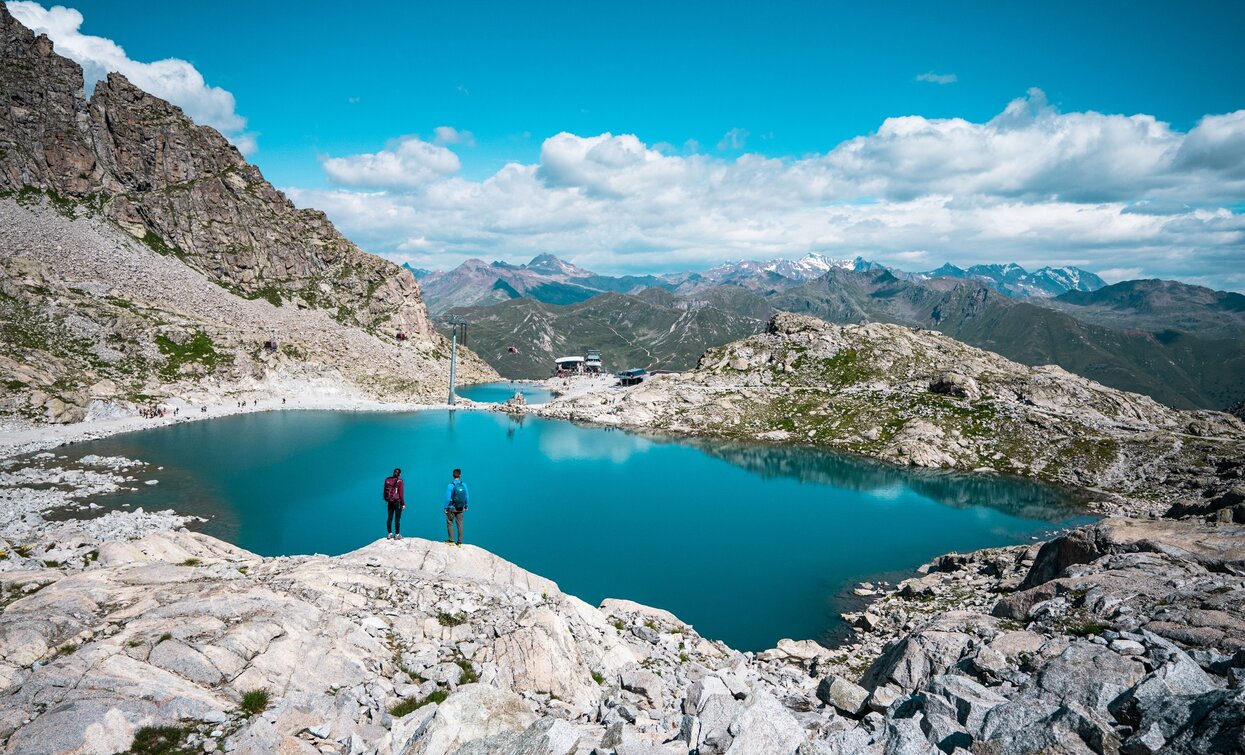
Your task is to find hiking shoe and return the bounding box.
[455,541,462,546]
[395,534,402,540]
[444,539,454,544]
[386,533,394,540]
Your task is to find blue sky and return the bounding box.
[11,1,1245,290]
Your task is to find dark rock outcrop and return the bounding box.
[836,518,1245,754]
[1017,517,1245,591]
[1165,485,1245,523]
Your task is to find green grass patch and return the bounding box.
[388,689,447,717]
[124,725,194,755]
[240,688,270,715]
[157,632,173,644]
[139,229,183,258]
[400,665,426,683]
[155,331,230,380]
[58,643,78,656]
[1067,620,1111,637]
[819,347,873,386]
[45,189,78,218]
[253,285,284,308]
[591,671,606,685]
[455,658,478,684]
[180,558,201,567]
[436,611,466,627]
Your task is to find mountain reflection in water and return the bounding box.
[684,438,1089,522]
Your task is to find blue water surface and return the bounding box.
[457,381,556,404]
[60,410,1091,650]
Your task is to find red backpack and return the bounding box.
[383,476,401,503]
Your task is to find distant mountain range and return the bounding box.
[416,252,1242,411]
[1039,279,1245,341]
[414,254,672,314]
[905,262,1107,298]
[770,269,1245,411]
[443,286,771,378]
[416,252,1106,313]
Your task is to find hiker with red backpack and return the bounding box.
[383,468,405,540]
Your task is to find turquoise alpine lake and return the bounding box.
[60,410,1092,650]
[457,381,556,404]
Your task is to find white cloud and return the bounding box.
[322,135,461,189]
[295,91,1245,292]
[9,2,257,154]
[916,71,958,84]
[434,126,475,147]
[717,127,749,151]
[1097,267,1145,283]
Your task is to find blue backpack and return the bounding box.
[450,480,468,511]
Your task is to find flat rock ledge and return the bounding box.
[0,512,1240,755]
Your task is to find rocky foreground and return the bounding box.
[538,313,1245,515]
[1,452,1243,754]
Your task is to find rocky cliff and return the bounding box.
[0,5,427,336]
[0,5,496,422]
[538,312,1245,510]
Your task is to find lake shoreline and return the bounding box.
[0,395,475,460]
[2,402,1242,752]
[2,404,1089,652]
[0,375,620,461]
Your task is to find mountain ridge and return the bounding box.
[0,8,430,337]
[418,254,673,314]
[444,285,771,378]
[0,5,495,422]
[770,268,1245,411]
[1040,278,1245,340]
[418,252,1110,315]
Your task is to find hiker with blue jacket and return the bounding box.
[445,468,469,545]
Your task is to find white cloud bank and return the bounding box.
[292,90,1245,291]
[9,2,257,154]
[916,71,957,84]
[322,136,461,189]
[292,88,1245,292]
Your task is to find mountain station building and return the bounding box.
[554,349,604,376]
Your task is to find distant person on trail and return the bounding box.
[383,468,405,540]
[444,468,469,545]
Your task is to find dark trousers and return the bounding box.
[446,509,464,543]
[387,502,403,534]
